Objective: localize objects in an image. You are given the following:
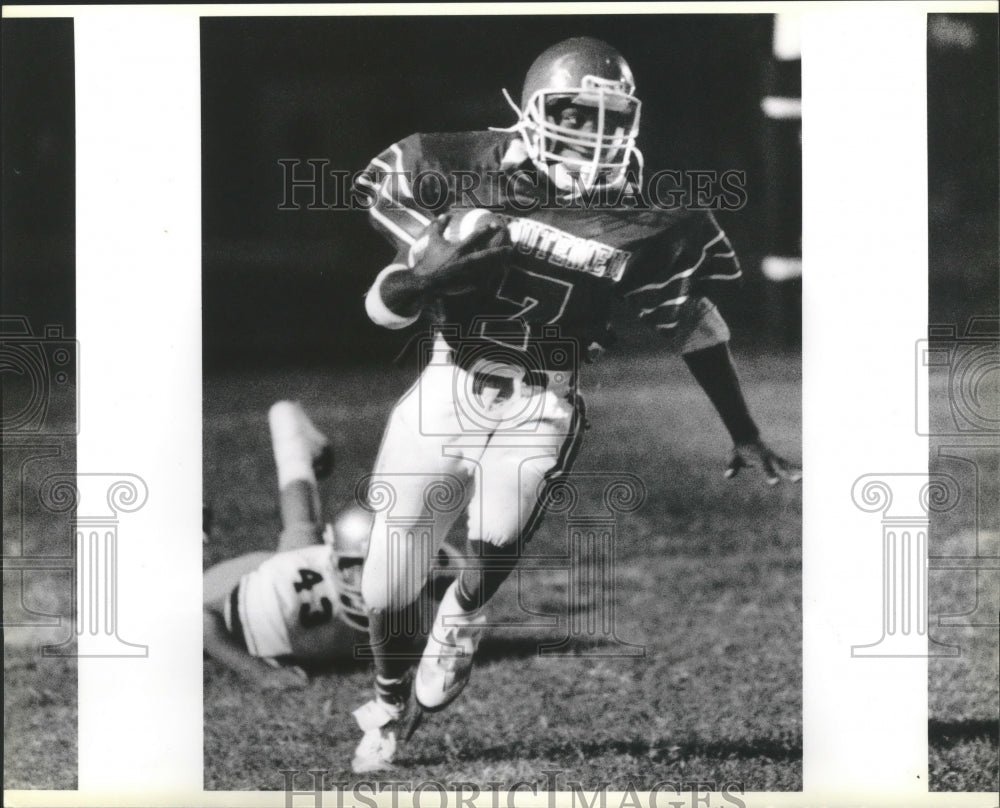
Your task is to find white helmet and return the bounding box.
[324,505,371,632]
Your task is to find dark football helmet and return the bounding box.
[505,37,642,194]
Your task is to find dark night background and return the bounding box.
[196,13,999,371]
[2,18,75,335]
[926,14,998,328]
[2,17,78,790]
[200,15,792,369]
[2,14,996,369]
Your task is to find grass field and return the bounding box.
[3,417,77,790]
[3,650,76,789]
[927,368,1000,796]
[5,348,994,792]
[203,351,998,794]
[203,349,805,791]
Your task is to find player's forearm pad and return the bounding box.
[365,264,421,330]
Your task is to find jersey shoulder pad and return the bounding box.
[354,132,435,249]
[629,206,703,236]
[409,130,510,176]
[619,209,741,332]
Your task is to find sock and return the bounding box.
[366,602,425,707]
[270,402,323,542]
[278,479,320,530]
[374,673,410,709]
[454,539,522,613]
[270,402,320,489]
[681,343,759,444]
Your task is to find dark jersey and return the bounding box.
[355,131,741,356]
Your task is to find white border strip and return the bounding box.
[75,7,203,793]
[802,5,929,797]
[4,1,998,18]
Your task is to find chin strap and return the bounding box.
[498,88,524,122]
[488,88,530,137]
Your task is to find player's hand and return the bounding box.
[725,438,801,486]
[411,213,512,295]
[256,665,309,691]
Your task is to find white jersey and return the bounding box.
[223,544,362,663]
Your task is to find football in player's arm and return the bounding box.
[349,37,801,771]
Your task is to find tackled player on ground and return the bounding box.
[203,400,459,691]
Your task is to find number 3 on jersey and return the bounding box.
[483,267,573,348]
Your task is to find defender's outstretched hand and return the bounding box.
[725,439,802,486]
[257,665,309,692]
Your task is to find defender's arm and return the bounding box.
[677,305,801,485]
[203,605,308,691]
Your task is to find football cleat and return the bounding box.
[414,581,487,711]
[401,705,425,743]
[351,698,404,773]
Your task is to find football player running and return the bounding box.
[350,37,801,771]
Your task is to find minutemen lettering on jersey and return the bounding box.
[354,131,739,353]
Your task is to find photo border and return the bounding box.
[3,2,997,806]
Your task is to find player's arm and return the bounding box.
[203,555,307,690]
[682,342,800,485]
[364,262,425,329]
[365,213,511,329]
[675,300,800,485]
[356,134,449,327]
[623,213,799,484]
[203,601,307,691]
